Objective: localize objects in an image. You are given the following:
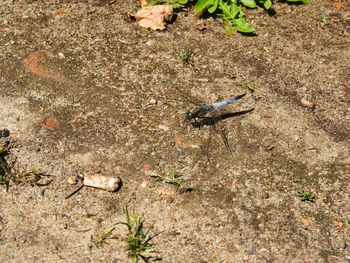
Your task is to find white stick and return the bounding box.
[83,173,122,192]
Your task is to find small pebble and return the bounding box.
[67,176,78,185]
[149,98,157,105]
[300,98,315,109]
[158,124,169,131]
[240,120,248,126]
[58,52,65,59]
[334,238,347,249]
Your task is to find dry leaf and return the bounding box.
[333,220,343,228]
[333,1,345,9]
[134,5,173,30]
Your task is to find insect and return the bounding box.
[174,87,252,157]
[185,93,247,127]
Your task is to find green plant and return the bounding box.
[287,0,309,3]
[297,188,315,202]
[147,0,310,34]
[94,227,116,247]
[146,0,189,9]
[117,206,159,263]
[150,171,193,192]
[180,48,192,65]
[321,14,328,24]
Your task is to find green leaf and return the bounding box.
[229,3,240,18]
[218,1,240,19]
[262,0,272,9]
[218,1,231,17]
[232,16,255,33]
[177,0,188,4]
[208,0,219,13]
[195,0,213,12]
[287,0,310,3]
[240,0,256,8]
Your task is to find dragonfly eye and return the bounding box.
[185,111,194,120]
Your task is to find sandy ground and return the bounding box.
[0,0,349,262]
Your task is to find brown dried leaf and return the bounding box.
[134,5,173,30]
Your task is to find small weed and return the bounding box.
[11,169,52,187]
[321,14,328,24]
[297,188,315,202]
[150,171,193,192]
[180,48,192,65]
[245,83,261,100]
[0,145,51,189]
[117,206,160,263]
[93,227,116,247]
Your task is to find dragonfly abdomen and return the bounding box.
[211,93,246,110]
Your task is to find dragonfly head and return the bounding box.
[185,111,195,120]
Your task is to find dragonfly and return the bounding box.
[185,93,247,127]
[173,87,253,157]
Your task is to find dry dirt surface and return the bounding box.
[0,0,350,262]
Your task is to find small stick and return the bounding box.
[65,184,84,199]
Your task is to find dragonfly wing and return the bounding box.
[201,123,213,161]
[208,111,231,152]
[172,86,205,106]
[215,120,231,151]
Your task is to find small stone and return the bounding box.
[43,117,58,131]
[231,179,238,191]
[300,98,315,109]
[141,181,147,188]
[240,120,248,126]
[149,98,157,105]
[261,192,269,199]
[158,124,169,131]
[258,223,265,230]
[334,238,347,249]
[83,174,122,192]
[58,52,65,59]
[67,176,78,185]
[196,21,207,31]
